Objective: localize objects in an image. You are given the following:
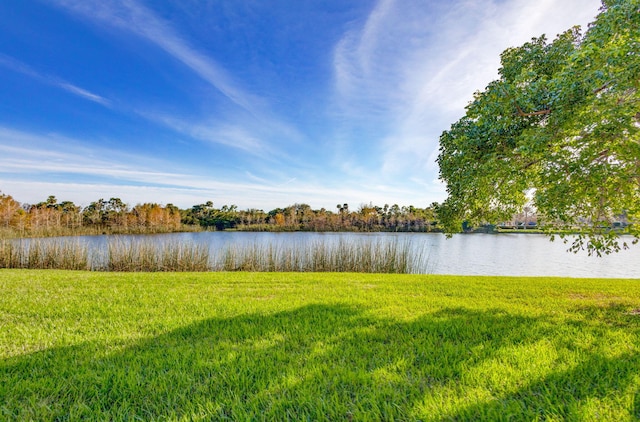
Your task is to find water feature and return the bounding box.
[54,231,640,278]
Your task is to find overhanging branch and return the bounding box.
[515,103,552,117]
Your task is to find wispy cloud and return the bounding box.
[2,1,604,210]
[51,0,305,158]
[0,125,436,209]
[332,0,601,175]
[0,51,276,157]
[0,176,428,211]
[52,0,262,114]
[56,82,110,105]
[0,53,110,106]
[135,110,268,155]
[0,127,184,185]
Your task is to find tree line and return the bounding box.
[0,191,441,236]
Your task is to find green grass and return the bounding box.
[1,270,639,420]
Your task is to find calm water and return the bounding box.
[68,231,640,278]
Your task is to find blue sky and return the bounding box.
[0,0,602,210]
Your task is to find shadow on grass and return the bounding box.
[2,304,639,420]
[448,350,640,420]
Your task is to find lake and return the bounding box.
[69,231,639,278]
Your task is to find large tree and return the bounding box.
[437,0,640,255]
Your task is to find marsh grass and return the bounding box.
[105,239,210,272]
[1,271,639,420]
[217,238,419,273]
[0,238,210,272]
[0,236,421,273]
[0,239,89,270]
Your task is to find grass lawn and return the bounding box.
[1,270,639,420]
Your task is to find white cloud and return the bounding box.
[3,1,604,210]
[0,53,110,106]
[136,111,267,154]
[332,0,602,177]
[0,127,185,185]
[52,0,262,114]
[0,49,281,167]
[0,176,436,210]
[51,0,305,161]
[0,125,437,209]
[56,83,111,105]
[0,126,434,209]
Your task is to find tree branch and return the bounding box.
[515,107,552,117]
[593,81,613,95]
[521,158,542,170]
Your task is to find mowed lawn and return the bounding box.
[1,270,639,421]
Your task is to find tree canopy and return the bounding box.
[437,0,640,255]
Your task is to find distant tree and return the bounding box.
[83,199,107,227]
[358,203,379,231]
[437,0,640,255]
[59,200,82,229]
[215,205,239,230]
[0,192,21,228]
[183,201,214,227]
[164,204,182,230]
[104,198,128,228]
[182,202,239,230]
[44,195,58,208]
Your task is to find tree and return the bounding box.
[436,0,640,255]
[59,201,82,229]
[83,199,107,227]
[105,198,128,228]
[0,192,21,228]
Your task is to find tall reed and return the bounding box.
[104,239,210,272]
[216,238,420,273]
[0,238,89,270]
[1,237,422,273]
